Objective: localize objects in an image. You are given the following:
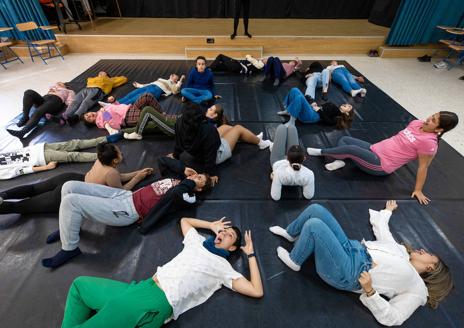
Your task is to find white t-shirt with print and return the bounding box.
[155,228,243,319]
[0,143,45,180]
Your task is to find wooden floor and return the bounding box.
[61,18,389,37]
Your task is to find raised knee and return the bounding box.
[302,218,324,232]
[61,181,75,196]
[24,89,36,97]
[308,203,325,212]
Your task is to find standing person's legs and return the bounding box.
[0,173,84,214]
[304,73,320,99]
[331,68,353,94]
[243,0,251,34]
[232,0,242,35]
[62,277,172,328]
[20,89,45,126]
[270,124,289,166]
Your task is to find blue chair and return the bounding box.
[0,41,24,69]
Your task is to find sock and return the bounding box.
[106,131,123,143]
[273,79,280,87]
[351,89,362,97]
[46,230,60,244]
[124,132,143,140]
[360,88,367,97]
[0,196,3,206]
[41,248,82,268]
[325,160,345,171]
[256,132,263,140]
[269,226,296,242]
[306,147,322,156]
[258,139,272,150]
[277,246,300,271]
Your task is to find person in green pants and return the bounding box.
[62,216,264,327]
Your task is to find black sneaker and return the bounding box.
[66,115,80,126]
[304,95,315,104]
[16,116,29,127]
[417,55,431,62]
[459,76,464,80]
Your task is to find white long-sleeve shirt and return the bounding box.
[358,209,428,326]
[0,143,46,180]
[139,78,182,96]
[270,160,315,201]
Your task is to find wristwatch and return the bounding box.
[247,253,256,259]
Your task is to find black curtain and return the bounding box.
[108,0,376,19]
[368,0,401,27]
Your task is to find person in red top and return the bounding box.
[41,157,213,268]
[306,111,458,205]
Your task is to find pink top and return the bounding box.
[282,59,302,78]
[371,120,438,173]
[96,104,131,130]
[48,84,75,107]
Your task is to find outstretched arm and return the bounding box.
[411,154,434,205]
[232,231,264,298]
[369,200,397,243]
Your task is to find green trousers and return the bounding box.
[44,137,106,163]
[123,106,177,137]
[62,277,173,328]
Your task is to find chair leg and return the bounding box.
[53,43,64,60]
[32,44,47,65]
[27,43,35,62]
[9,47,24,64]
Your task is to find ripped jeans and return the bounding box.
[59,181,139,251]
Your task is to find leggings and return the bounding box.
[22,90,64,129]
[62,277,172,328]
[0,172,84,214]
[264,57,285,80]
[233,0,250,34]
[209,54,242,73]
[270,124,298,166]
[321,136,387,176]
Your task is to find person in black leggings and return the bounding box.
[7,84,75,139]
[0,172,84,215]
[231,0,251,39]
[209,54,243,73]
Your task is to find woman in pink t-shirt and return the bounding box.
[306,111,458,204]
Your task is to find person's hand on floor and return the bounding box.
[411,190,430,205]
[46,161,57,170]
[210,176,219,186]
[356,76,365,83]
[166,153,174,158]
[385,200,398,211]
[107,96,115,103]
[214,95,222,99]
[184,167,197,177]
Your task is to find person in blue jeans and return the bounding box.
[181,56,219,104]
[106,74,185,105]
[327,60,366,97]
[279,88,321,124]
[269,201,454,326]
[305,68,330,101]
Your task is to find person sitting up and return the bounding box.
[60,216,263,327]
[123,102,228,141]
[105,73,185,105]
[173,104,272,182]
[270,124,314,201]
[7,83,75,139]
[41,157,213,268]
[326,60,366,97]
[306,112,458,204]
[181,56,220,104]
[269,201,453,326]
[278,87,354,129]
[58,71,127,125]
[0,135,119,181]
[303,61,330,101]
[0,143,151,216]
[260,56,302,86]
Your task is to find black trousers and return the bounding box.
[209,54,242,73]
[233,0,250,33]
[0,172,84,215]
[22,89,64,129]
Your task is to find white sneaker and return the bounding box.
[277,247,301,271]
[277,110,290,116]
[258,139,272,150]
[98,101,111,107]
[325,160,346,171]
[351,89,362,97]
[256,132,263,140]
[124,132,143,140]
[269,226,296,242]
[360,88,367,97]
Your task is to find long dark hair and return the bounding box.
[179,103,206,147]
[212,104,229,126]
[336,110,354,130]
[437,111,458,140]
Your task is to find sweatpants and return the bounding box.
[0,172,85,214]
[321,136,388,176]
[22,90,64,129]
[64,87,104,118]
[264,57,286,80]
[62,277,172,328]
[270,124,298,166]
[43,137,106,163]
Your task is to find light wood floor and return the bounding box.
[60,18,389,37]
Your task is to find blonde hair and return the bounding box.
[404,244,454,308]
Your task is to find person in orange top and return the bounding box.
[59,71,127,125]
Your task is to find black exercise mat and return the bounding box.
[0,59,463,328]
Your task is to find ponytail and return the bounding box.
[287,145,305,171]
[437,111,458,141]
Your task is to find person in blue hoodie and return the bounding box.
[181,56,219,104]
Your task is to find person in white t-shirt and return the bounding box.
[61,217,263,328]
[269,201,453,326]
